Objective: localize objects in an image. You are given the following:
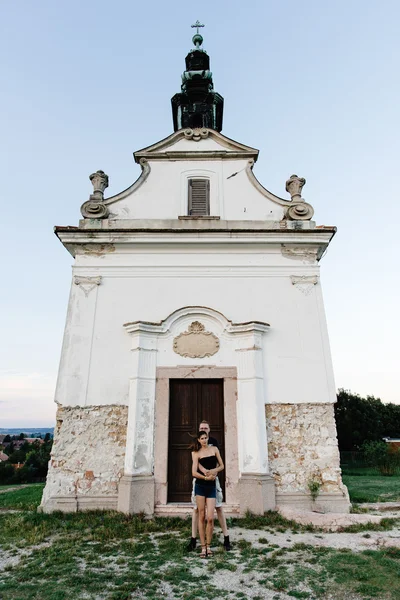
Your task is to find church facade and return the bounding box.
[40,30,350,515]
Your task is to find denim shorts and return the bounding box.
[194,481,217,499]
[192,477,223,507]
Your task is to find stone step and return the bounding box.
[154,503,240,518]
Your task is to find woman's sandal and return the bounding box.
[206,545,213,557]
[200,545,208,559]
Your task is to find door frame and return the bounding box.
[154,366,239,506]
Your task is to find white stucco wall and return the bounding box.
[107,158,285,221]
[55,244,336,411]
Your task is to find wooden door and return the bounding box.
[168,379,225,502]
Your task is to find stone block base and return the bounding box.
[39,495,118,514]
[117,475,155,515]
[276,492,351,514]
[238,473,276,516]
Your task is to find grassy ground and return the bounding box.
[342,472,400,503]
[0,484,44,510]
[1,485,400,599]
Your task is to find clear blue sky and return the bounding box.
[1,0,399,426]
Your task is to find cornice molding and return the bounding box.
[56,230,334,244]
[134,150,257,161]
[133,128,259,162]
[281,245,321,262]
[124,306,270,337]
[56,229,334,258]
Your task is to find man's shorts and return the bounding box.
[192,477,223,508]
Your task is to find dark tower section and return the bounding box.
[171,30,224,132]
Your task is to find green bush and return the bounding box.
[362,441,400,476]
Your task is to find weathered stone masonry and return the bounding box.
[40,405,128,512]
[266,404,349,505]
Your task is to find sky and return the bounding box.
[1,0,399,427]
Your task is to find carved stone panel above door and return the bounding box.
[173,321,220,358]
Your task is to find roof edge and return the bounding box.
[133,128,259,163]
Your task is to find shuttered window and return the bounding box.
[188,179,210,216]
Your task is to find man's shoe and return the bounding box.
[187,537,197,551]
[223,536,231,551]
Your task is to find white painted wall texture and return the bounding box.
[41,129,349,514]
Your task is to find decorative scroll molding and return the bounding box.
[281,245,319,263]
[80,200,109,219]
[74,276,102,297]
[246,160,291,207]
[173,321,220,358]
[291,275,319,296]
[245,170,315,220]
[104,159,151,206]
[286,202,314,221]
[183,128,209,141]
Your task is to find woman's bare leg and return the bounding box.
[196,496,206,548]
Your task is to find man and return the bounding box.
[188,420,231,551]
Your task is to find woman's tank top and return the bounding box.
[196,454,218,486]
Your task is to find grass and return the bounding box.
[1,484,400,599]
[343,473,400,503]
[0,484,44,511]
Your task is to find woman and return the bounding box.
[191,430,224,558]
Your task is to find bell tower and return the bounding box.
[171,21,224,132]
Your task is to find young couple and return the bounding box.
[189,420,231,558]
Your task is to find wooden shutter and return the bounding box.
[188,179,210,216]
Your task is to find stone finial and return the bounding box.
[285,174,306,202]
[89,170,109,200]
[81,170,110,219]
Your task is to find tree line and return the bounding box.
[0,433,52,484]
[334,389,400,451]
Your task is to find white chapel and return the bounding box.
[40,27,350,515]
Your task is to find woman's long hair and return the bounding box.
[188,430,208,452]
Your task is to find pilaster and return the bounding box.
[118,325,157,514]
[55,275,102,406]
[234,324,269,474]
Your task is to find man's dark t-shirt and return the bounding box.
[208,436,219,449]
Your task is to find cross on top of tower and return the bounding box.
[191,20,205,49]
[191,20,204,34]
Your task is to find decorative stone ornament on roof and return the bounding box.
[285,174,314,220]
[80,170,109,219]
